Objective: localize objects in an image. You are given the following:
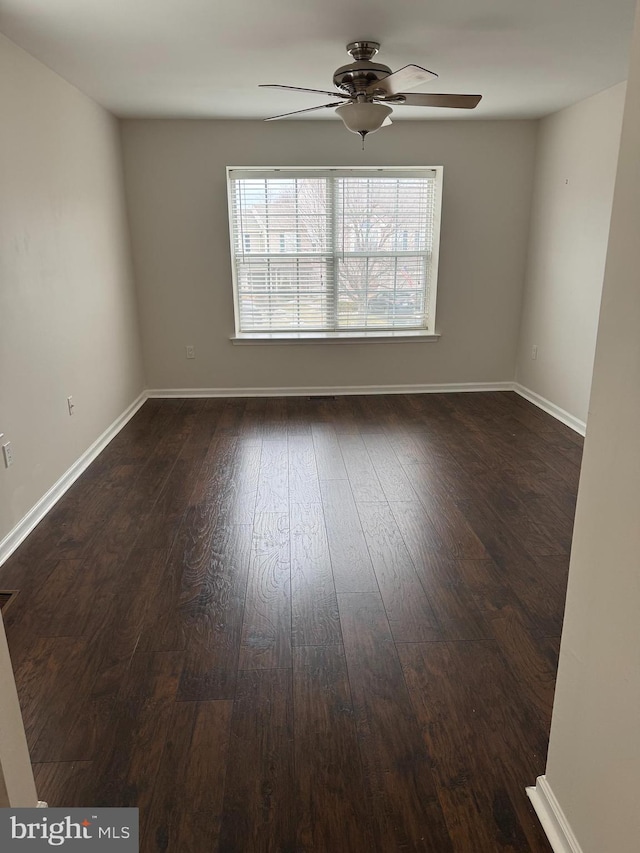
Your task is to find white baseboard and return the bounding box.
[513,384,586,436]
[0,392,146,568]
[147,381,514,399]
[526,776,583,853]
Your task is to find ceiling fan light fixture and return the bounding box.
[260,41,482,141]
[335,101,393,136]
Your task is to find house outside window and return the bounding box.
[227,166,443,337]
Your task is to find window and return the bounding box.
[227,167,442,337]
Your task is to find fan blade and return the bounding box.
[366,64,438,96]
[393,93,482,109]
[265,102,347,121]
[259,84,350,99]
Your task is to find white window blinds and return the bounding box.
[227,167,441,334]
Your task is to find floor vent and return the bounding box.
[0,591,17,613]
[308,395,337,400]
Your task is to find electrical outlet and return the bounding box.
[2,441,14,468]
[185,345,195,359]
[532,345,538,360]
[67,396,75,415]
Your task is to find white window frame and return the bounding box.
[226,166,443,343]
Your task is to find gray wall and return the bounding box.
[0,35,145,546]
[516,82,626,424]
[121,118,537,391]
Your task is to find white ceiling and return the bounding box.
[1,0,637,120]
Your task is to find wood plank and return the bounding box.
[88,651,183,811]
[189,435,261,524]
[454,559,560,722]
[403,464,490,559]
[141,700,233,852]
[90,550,168,699]
[294,645,374,852]
[239,513,291,669]
[454,503,565,637]
[32,762,94,808]
[481,605,559,729]
[361,433,416,501]
[357,502,441,642]
[53,482,129,557]
[285,396,313,435]
[459,407,580,523]
[385,430,438,466]
[290,503,341,646]
[213,398,248,437]
[403,450,563,634]
[338,592,453,852]
[532,554,571,599]
[323,398,361,434]
[133,409,215,551]
[311,424,348,480]
[136,548,189,654]
[391,502,491,640]
[56,696,116,765]
[15,637,96,762]
[425,425,573,559]
[1,559,84,671]
[489,756,556,853]
[288,435,321,504]
[352,395,400,435]
[218,669,295,852]
[34,558,104,638]
[319,479,378,593]
[239,397,266,442]
[65,409,195,580]
[0,529,61,589]
[521,495,574,555]
[84,399,166,482]
[255,440,289,513]
[53,556,154,760]
[399,640,551,852]
[496,392,584,450]
[338,434,386,502]
[262,397,288,439]
[176,521,253,700]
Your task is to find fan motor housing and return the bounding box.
[333,60,393,95]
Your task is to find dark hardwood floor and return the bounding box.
[0,392,582,852]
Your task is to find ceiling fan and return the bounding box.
[260,41,482,146]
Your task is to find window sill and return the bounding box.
[230,331,441,345]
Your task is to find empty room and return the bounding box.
[1,1,639,851]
